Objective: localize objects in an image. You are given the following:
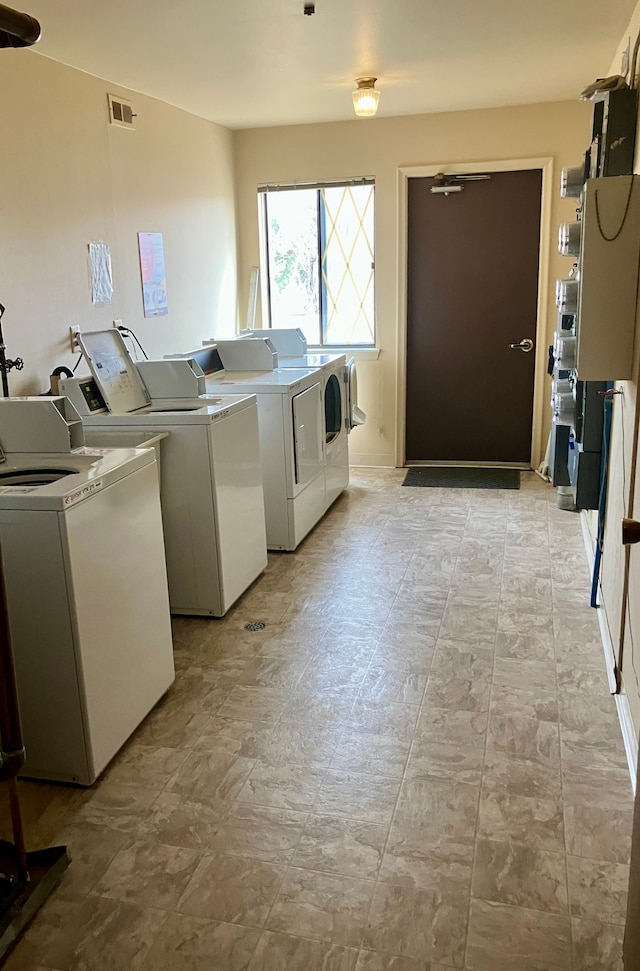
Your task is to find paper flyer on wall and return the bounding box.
[138,232,168,317]
[88,241,113,304]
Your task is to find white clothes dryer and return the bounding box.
[62,330,268,616]
[203,367,325,551]
[0,397,174,785]
[237,329,366,507]
[164,340,326,551]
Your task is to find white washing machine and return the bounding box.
[165,339,326,551]
[61,330,267,616]
[0,397,174,785]
[240,329,366,507]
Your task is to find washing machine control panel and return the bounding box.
[59,377,108,415]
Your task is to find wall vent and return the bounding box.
[108,94,136,129]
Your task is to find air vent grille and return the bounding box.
[108,93,135,129]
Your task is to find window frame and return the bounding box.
[258,178,376,349]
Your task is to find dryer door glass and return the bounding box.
[292,383,322,486]
[324,373,342,444]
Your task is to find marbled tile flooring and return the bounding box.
[1,469,635,970]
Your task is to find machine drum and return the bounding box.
[0,468,77,486]
[324,373,342,444]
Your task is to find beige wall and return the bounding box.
[234,100,589,466]
[0,50,237,395]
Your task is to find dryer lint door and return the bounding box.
[292,383,322,488]
[346,358,366,432]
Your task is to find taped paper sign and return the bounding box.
[88,241,113,304]
[138,232,168,317]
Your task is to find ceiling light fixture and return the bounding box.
[352,77,380,118]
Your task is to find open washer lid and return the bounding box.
[77,330,151,414]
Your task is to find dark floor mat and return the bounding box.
[402,467,521,490]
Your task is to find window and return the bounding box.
[259,179,375,347]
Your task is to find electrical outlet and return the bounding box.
[112,318,122,329]
[69,326,81,354]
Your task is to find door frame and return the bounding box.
[395,156,554,469]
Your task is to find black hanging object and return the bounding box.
[0,3,40,47]
[589,88,638,179]
[0,305,24,398]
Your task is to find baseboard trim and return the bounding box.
[617,692,638,796]
[579,510,597,566]
[580,512,638,790]
[349,453,395,468]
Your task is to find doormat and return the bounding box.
[402,467,521,490]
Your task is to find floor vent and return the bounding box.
[108,94,136,129]
[244,621,266,632]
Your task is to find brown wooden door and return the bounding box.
[405,170,542,464]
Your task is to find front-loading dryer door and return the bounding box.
[292,383,322,487]
[324,370,346,465]
[346,358,367,432]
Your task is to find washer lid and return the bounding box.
[276,353,346,371]
[80,393,258,425]
[0,448,155,509]
[78,330,151,414]
[204,367,320,394]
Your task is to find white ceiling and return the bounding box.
[22,0,640,130]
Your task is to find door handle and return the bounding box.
[509,338,534,353]
[623,519,640,545]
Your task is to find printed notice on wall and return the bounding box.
[138,232,168,317]
[88,241,113,304]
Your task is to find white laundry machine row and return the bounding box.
[238,328,366,507]
[59,329,268,616]
[164,340,326,551]
[0,397,174,784]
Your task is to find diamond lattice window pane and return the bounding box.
[321,185,375,345]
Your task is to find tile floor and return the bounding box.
[1,469,635,970]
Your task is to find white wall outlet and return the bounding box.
[112,318,123,329]
[69,326,81,354]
